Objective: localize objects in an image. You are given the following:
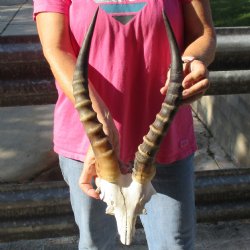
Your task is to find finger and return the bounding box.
[160,70,170,95]
[183,65,208,89]
[160,84,168,95]
[79,160,100,199]
[182,78,209,99]
[160,79,169,95]
[79,182,100,199]
[79,167,100,199]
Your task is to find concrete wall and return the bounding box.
[192,94,250,168]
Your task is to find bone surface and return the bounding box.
[97,174,156,245]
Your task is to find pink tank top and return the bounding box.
[34,0,196,164]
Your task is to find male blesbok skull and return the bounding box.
[72,8,183,245]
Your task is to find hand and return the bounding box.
[160,59,210,104]
[79,146,100,199]
[182,59,209,104]
[78,126,133,199]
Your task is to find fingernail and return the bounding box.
[183,90,188,96]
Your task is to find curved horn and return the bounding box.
[133,10,183,184]
[72,8,120,183]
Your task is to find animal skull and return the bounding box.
[97,174,156,245]
[72,8,183,245]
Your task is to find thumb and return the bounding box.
[160,69,170,95]
[79,147,100,199]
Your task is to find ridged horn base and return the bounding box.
[95,150,121,183]
[132,161,156,184]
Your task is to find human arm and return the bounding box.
[36,12,119,198]
[160,0,217,103]
[36,13,118,133]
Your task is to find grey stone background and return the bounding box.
[0,1,250,249]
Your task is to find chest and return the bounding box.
[68,0,184,48]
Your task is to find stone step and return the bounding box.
[212,27,250,71]
[1,31,250,107]
[0,201,250,242]
[0,168,250,241]
[1,221,250,250]
[0,35,51,80]
[1,168,250,219]
[195,168,250,203]
[0,30,250,81]
[0,79,57,106]
[206,70,250,95]
[0,215,77,242]
[1,69,250,107]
